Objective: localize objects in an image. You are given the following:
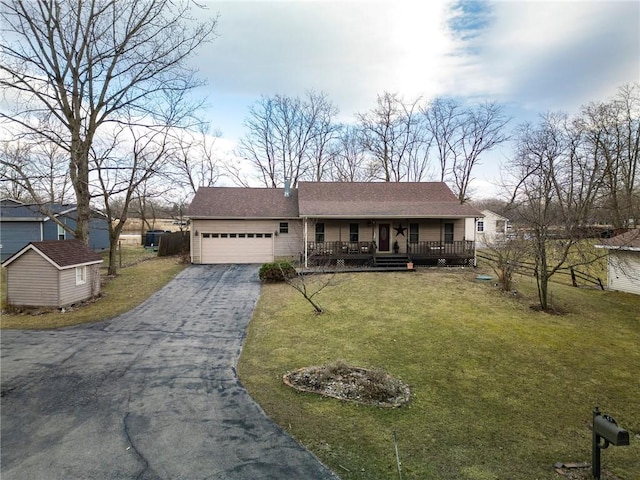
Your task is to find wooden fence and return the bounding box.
[476,251,605,290]
[158,231,190,257]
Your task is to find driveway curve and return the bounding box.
[1,264,339,480]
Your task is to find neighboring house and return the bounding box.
[187,182,482,266]
[0,199,109,261]
[475,210,510,248]
[2,239,103,308]
[594,229,640,295]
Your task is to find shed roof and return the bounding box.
[2,239,103,269]
[187,187,299,218]
[297,182,482,218]
[595,229,640,252]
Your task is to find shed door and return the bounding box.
[200,233,274,264]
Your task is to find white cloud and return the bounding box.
[188,0,640,196]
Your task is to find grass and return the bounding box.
[238,268,640,480]
[1,246,186,329]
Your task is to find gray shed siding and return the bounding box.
[6,250,58,307]
[0,221,42,261]
[5,249,101,307]
[58,264,101,306]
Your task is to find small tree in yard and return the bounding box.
[259,261,337,314]
[481,235,529,292]
[507,112,603,311]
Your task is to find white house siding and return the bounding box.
[608,250,640,295]
[6,250,58,307]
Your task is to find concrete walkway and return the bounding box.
[1,265,339,480]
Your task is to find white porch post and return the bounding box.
[304,217,308,268]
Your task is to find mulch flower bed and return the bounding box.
[283,361,410,408]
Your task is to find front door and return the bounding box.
[379,224,390,251]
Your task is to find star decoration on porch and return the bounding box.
[394,224,407,236]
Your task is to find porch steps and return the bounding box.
[374,255,412,269]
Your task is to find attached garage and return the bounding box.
[200,232,274,264]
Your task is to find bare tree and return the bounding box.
[480,235,529,292]
[0,141,38,202]
[0,138,73,204]
[168,126,222,195]
[423,98,509,202]
[452,102,510,203]
[239,91,338,188]
[579,82,640,228]
[422,97,463,182]
[0,0,218,243]
[328,125,376,182]
[358,92,431,182]
[507,112,604,311]
[93,118,173,275]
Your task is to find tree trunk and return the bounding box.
[69,136,91,244]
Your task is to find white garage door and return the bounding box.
[200,232,274,264]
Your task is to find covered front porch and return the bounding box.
[302,218,476,267]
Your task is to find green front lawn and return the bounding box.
[239,269,640,480]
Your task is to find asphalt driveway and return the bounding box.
[1,264,338,480]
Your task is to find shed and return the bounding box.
[594,229,640,295]
[2,239,103,308]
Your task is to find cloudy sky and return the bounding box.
[193,0,639,197]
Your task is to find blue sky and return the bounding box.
[192,0,639,197]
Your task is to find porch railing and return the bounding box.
[307,241,376,256]
[407,240,475,257]
[307,240,475,257]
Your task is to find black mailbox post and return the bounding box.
[592,406,630,479]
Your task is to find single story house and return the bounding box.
[594,229,640,295]
[474,210,511,248]
[187,182,483,267]
[0,199,110,261]
[2,239,103,308]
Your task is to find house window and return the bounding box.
[57,224,65,240]
[349,223,359,242]
[75,266,86,285]
[495,220,505,232]
[409,223,419,244]
[477,221,484,232]
[444,223,454,244]
[315,223,325,243]
[279,222,289,234]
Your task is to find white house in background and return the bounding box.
[594,229,640,296]
[475,210,510,248]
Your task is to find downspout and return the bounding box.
[304,218,308,268]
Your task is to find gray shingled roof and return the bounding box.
[298,182,481,218]
[187,187,299,218]
[187,182,482,219]
[0,200,77,220]
[596,229,640,250]
[2,239,103,268]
